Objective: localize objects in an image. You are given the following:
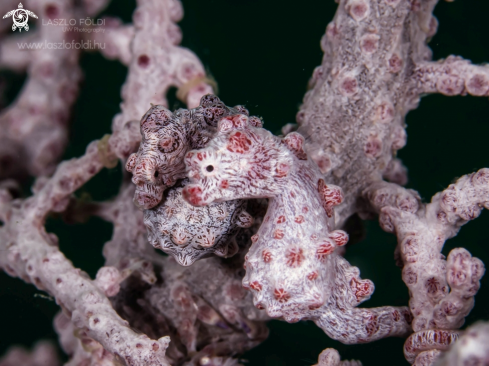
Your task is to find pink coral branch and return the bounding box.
[362,169,488,362]
[313,348,362,366]
[435,322,489,366]
[0,140,171,365]
[296,0,489,228]
[0,32,38,72]
[0,0,83,179]
[413,56,489,96]
[84,17,135,66]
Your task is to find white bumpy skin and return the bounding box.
[144,178,253,266]
[183,115,412,343]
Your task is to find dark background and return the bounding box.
[1,0,488,365]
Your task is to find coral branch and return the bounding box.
[413,56,489,96]
[363,169,488,361]
[404,329,459,364]
[314,348,362,366]
[0,32,37,71]
[435,322,489,366]
[0,0,84,179]
[0,140,171,365]
[85,17,135,66]
[110,0,214,159]
[296,0,489,228]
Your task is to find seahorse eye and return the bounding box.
[206,165,214,172]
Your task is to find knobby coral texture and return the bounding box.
[0,0,488,366]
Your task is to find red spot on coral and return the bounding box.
[251,234,259,243]
[249,116,263,127]
[364,135,382,158]
[137,55,151,68]
[45,4,59,19]
[274,288,290,303]
[250,281,262,291]
[403,267,418,285]
[294,215,305,224]
[466,74,489,96]
[262,250,272,263]
[318,179,343,217]
[442,302,459,316]
[436,210,447,223]
[365,314,379,337]
[316,242,335,262]
[472,169,489,186]
[302,207,309,214]
[218,118,234,132]
[393,310,401,322]
[339,76,358,96]
[283,133,307,160]
[273,229,284,239]
[350,278,374,302]
[388,54,403,73]
[285,247,304,268]
[349,0,369,21]
[402,236,419,262]
[436,75,464,96]
[425,277,441,295]
[227,131,252,154]
[277,215,286,224]
[316,239,335,262]
[375,101,394,123]
[410,0,421,11]
[360,34,379,54]
[307,271,318,280]
[403,310,413,324]
[329,230,349,246]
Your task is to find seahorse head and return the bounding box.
[183,114,293,206]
